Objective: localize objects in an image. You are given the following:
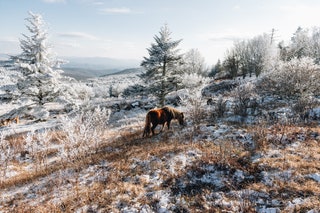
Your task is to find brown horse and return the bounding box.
[143,106,185,137]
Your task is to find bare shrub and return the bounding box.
[213,96,227,119]
[291,95,318,122]
[215,139,245,169]
[249,123,269,154]
[232,82,257,117]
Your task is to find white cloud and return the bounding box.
[58,32,98,40]
[99,7,132,14]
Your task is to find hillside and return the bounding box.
[0,70,319,212]
[62,67,121,80]
[0,55,140,80]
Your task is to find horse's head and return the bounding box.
[178,112,185,126]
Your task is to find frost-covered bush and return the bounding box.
[109,83,128,97]
[181,73,209,89]
[258,57,320,99]
[58,106,110,161]
[179,78,207,130]
[92,84,109,98]
[24,130,52,170]
[58,79,94,105]
[0,131,14,180]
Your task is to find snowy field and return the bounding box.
[1,69,320,212]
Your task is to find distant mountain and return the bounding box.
[60,56,141,80]
[62,67,121,80]
[0,54,9,60]
[1,55,142,80]
[102,67,144,76]
[62,56,140,70]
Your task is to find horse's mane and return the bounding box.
[161,106,183,119]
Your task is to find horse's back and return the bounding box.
[148,109,168,125]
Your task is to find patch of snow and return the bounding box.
[261,170,293,187]
[154,190,171,213]
[258,207,281,213]
[285,197,308,211]
[1,119,61,136]
[199,170,224,189]
[167,150,201,174]
[233,170,245,184]
[307,173,320,182]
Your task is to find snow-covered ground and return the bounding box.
[0,70,320,212]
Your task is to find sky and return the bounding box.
[1,0,320,66]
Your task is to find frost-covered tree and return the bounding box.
[141,24,183,106]
[182,48,206,75]
[258,57,320,99]
[248,33,275,76]
[311,27,320,64]
[279,27,313,62]
[290,27,312,59]
[12,12,65,106]
[223,33,275,78]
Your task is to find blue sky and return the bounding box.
[1,0,320,65]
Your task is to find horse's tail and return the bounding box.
[143,112,151,137]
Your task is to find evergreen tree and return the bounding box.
[12,11,64,106]
[141,24,183,106]
[209,59,222,78]
[223,49,240,79]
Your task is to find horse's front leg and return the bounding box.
[160,123,165,132]
[167,121,171,129]
[151,124,157,135]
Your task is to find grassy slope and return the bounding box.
[1,121,319,212]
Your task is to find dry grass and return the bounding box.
[1,122,319,212]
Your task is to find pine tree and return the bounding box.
[13,11,64,106]
[141,24,183,106]
[209,59,222,77]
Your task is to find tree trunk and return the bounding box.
[160,58,167,106]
